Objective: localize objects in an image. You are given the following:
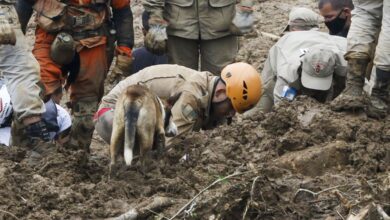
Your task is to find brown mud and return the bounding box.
[1,97,389,219]
[1,0,389,219]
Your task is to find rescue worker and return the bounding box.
[0,5,50,144]
[319,0,354,38]
[0,80,71,146]
[142,0,255,75]
[248,7,348,114]
[16,0,134,152]
[95,63,262,145]
[331,0,390,119]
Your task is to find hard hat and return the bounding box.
[221,62,263,113]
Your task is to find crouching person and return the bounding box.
[0,81,71,147]
[95,63,263,146]
[246,7,348,115]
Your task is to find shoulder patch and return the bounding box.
[182,104,198,121]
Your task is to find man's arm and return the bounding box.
[166,92,200,146]
[334,49,348,77]
[111,2,134,49]
[258,45,279,113]
[142,0,165,19]
[331,36,348,77]
[15,0,34,34]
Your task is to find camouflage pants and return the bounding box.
[68,98,98,152]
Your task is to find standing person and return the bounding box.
[95,63,263,146]
[318,0,354,37]
[142,0,255,75]
[331,0,390,119]
[0,5,50,145]
[16,0,134,152]
[250,7,348,113]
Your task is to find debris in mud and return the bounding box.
[4,0,389,219]
[0,97,389,219]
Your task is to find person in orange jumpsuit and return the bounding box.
[16,0,134,152]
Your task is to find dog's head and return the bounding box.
[159,93,182,137]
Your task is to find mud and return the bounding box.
[1,95,388,219]
[1,0,389,219]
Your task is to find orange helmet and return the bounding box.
[221,62,263,113]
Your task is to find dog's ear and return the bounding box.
[166,92,182,109]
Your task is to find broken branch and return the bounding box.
[294,184,351,199]
[169,171,246,220]
[0,210,19,220]
[242,176,261,220]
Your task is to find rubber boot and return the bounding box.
[366,68,390,119]
[331,58,369,111]
[11,119,32,148]
[67,98,98,154]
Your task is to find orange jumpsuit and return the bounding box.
[32,0,131,102]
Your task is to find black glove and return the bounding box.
[25,120,51,142]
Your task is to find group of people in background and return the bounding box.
[0,0,389,161]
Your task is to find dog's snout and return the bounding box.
[165,121,178,137]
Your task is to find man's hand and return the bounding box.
[0,13,16,45]
[229,4,254,36]
[144,18,168,55]
[108,46,133,83]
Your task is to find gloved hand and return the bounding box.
[229,2,254,36]
[108,46,133,83]
[0,11,16,45]
[144,17,168,55]
[25,120,51,142]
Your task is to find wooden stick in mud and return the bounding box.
[0,210,19,220]
[376,204,390,220]
[242,176,261,220]
[168,171,246,220]
[259,31,281,41]
[294,183,351,199]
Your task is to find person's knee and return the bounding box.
[94,108,114,144]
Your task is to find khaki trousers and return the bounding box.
[0,5,45,121]
[167,35,238,75]
[347,0,390,71]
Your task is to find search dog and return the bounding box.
[109,84,180,175]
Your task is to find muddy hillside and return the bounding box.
[1,0,389,219]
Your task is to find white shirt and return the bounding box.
[49,104,72,140]
[261,30,348,107]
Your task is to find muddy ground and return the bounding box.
[1,0,389,219]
